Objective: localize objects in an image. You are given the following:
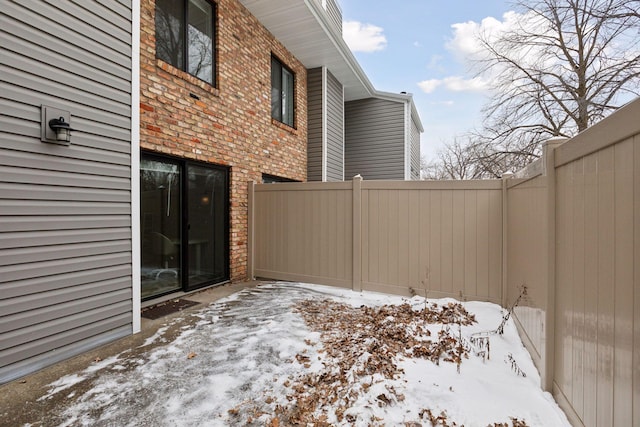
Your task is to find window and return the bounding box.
[155,0,216,85]
[262,173,297,183]
[271,56,295,127]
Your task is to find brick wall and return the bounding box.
[140,0,308,281]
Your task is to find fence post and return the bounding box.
[352,175,362,292]
[501,172,513,308]
[542,137,565,392]
[247,180,255,281]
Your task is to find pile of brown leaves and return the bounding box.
[417,409,530,427]
[265,299,476,425]
[228,298,530,426]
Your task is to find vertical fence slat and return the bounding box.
[633,134,640,427]
[613,140,634,426]
[452,191,465,298]
[583,153,598,427]
[570,158,585,420]
[556,160,573,401]
[544,140,558,392]
[352,176,362,291]
[429,191,442,294]
[596,147,615,426]
[464,190,477,298]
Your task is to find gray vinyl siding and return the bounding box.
[0,0,133,384]
[324,0,343,35]
[344,98,405,180]
[410,118,421,180]
[325,70,344,181]
[307,67,344,182]
[307,68,323,181]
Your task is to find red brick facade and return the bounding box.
[140,0,308,281]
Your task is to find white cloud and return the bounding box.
[430,100,455,107]
[427,54,444,70]
[418,76,488,94]
[446,12,524,62]
[343,20,387,53]
[417,79,442,94]
[446,11,554,69]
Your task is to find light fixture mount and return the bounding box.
[41,105,75,145]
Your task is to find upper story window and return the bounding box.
[155,0,216,86]
[271,56,295,127]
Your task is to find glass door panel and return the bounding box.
[186,164,227,290]
[140,157,182,299]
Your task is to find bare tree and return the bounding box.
[464,0,640,176]
[422,138,500,180]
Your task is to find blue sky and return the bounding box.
[339,0,514,158]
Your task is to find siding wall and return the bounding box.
[410,118,420,180]
[306,67,344,182]
[314,0,342,35]
[326,69,344,181]
[307,67,323,181]
[0,1,134,384]
[345,98,405,180]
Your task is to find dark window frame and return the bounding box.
[155,0,217,87]
[262,173,298,183]
[140,150,230,300]
[271,55,296,128]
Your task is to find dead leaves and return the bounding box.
[230,298,529,426]
[264,299,478,424]
[417,409,531,427]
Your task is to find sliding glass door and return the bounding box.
[140,157,182,299]
[186,163,227,289]
[140,153,229,300]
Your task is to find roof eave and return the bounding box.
[239,0,375,101]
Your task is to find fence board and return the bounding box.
[613,140,633,426]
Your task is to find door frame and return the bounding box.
[141,151,230,300]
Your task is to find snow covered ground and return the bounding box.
[38,282,570,426]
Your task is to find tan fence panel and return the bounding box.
[501,99,640,426]
[252,179,503,302]
[360,181,502,302]
[554,134,638,427]
[506,174,548,368]
[253,182,353,288]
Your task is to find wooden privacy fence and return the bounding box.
[249,178,504,303]
[248,98,640,427]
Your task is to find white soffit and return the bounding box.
[239,0,373,101]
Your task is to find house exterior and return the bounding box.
[345,93,422,180]
[0,1,140,384]
[0,0,422,384]
[251,0,423,182]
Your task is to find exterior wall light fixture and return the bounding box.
[48,116,75,143]
[41,105,76,145]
